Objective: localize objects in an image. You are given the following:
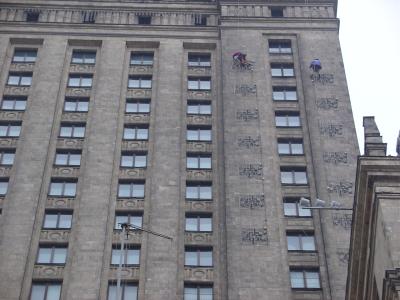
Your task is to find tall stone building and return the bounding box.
[0,0,359,299]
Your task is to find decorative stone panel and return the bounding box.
[112,230,142,244]
[9,62,35,72]
[186,115,212,126]
[281,186,310,196]
[65,87,91,98]
[3,86,29,96]
[186,170,212,181]
[184,232,213,245]
[129,65,153,75]
[40,230,70,243]
[292,291,323,300]
[121,140,148,151]
[0,111,24,121]
[119,168,146,180]
[116,199,145,210]
[69,64,95,73]
[56,138,84,149]
[33,265,64,279]
[285,219,315,231]
[126,89,152,99]
[61,112,87,123]
[52,167,80,178]
[288,252,319,267]
[109,266,140,280]
[187,90,212,101]
[271,78,297,86]
[46,197,75,209]
[185,201,213,212]
[186,142,212,153]
[188,67,212,76]
[0,166,11,177]
[279,156,307,165]
[124,113,150,124]
[184,267,213,282]
[0,138,18,148]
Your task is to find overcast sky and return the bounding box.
[338,0,400,155]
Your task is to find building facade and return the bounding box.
[0,1,359,299]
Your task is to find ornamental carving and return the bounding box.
[3,86,30,96]
[186,142,212,153]
[332,213,352,230]
[40,230,70,243]
[319,123,343,137]
[46,197,75,209]
[126,89,152,98]
[185,200,213,212]
[52,167,80,177]
[119,168,146,179]
[116,199,145,210]
[239,164,263,179]
[311,73,334,85]
[61,112,87,122]
[124,113,150,124]
[184,267,213,282]
[187,115,212,126]
[33,265,64,279]
[236,109,258,121]
[323,152,348,164]
[129,65,153,75]
[0,138,18,148]
[186,170,212,181]
[188,67,212,76]
[238,194,265,209]
[327,181,353,196]
[234,84,257,96]
[121,140,148,151]
[238,136,261,149]
[316,97,339,110]
[65,87,91,97]
[9,62,35,72]
[69,64,95,73]
[241,228,268,245]
[187,90,212,100]
[0,111,24,121]
[56,138,84,149]
[0,167,11,176]
[184,232,213,244]
[109,267,140,280]
[112,230,142,244]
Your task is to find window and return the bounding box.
[37,246,67,264]
[275,112,300,127]
[277,139,304,155]
[64,98,89,112]
[48,180,77,197]
[271,64,294,77]
[0,123,21,137]
[7,73,32,86]
[269,41,291,54]
[0,179,9,195]
[187,101,211,115]
[1,96,27,111]
[30,282,61,300]
[115,214,143,230]
[187,155,211,169]
[81,11,96,24]
[71,51,96,64]
[186,183,212,200]
[194,14,207,26]
[0,150,15,165]
[280,168,308,185]
[283,198,311,217]
[271,7,284,18]
[108,283,137,300]
[185,214,212,232]
[184,285,213,300]
[123,126,149,140]
[272,87,297,101]
[118,181,145,198]
[188,78,211,90]
[188,54,211,67]
[187,127,212,142]
[130,53,153,65]
[287,232,316,251]
[55,151,81,166]
[26,10,40,22]
[125,99,150,113]
[128,76,152,89]
[43,212,73,229]
[185,248,213,267]
[68,75,92,88]
[290,269,321,289]
[138,15,152,25]
[121,152,147,168]
[111,247,140,265]
[13,49,37,63]
[59,124,85,138]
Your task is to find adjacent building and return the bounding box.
[0,0,359,299]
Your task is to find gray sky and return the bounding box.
[338,0,400,155]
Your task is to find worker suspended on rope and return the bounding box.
[310,58,322,72]
[233,51,247,65]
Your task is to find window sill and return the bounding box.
[186,199,213,202]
